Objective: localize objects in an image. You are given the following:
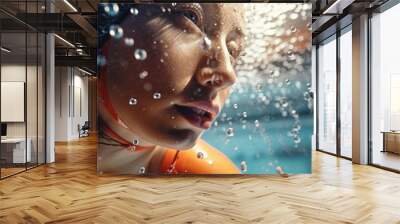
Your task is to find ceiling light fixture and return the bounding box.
[1,47,11,53]
[78,67,94,76]
[63,0,78,12]
[54,34,75,48]
[323,0,355,15]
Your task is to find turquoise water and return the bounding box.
[202,115,312,174]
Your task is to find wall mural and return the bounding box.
[97,3,312,175]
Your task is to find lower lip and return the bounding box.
[175,106,212,129]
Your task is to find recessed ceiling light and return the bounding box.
[1,47,11,53]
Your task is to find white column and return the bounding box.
[45,1,55,163]
[352,14,369,164]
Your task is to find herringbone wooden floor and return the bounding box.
[1,136,400,224]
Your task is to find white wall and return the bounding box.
[54,67,89,141]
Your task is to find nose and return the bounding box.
[195,38,237,90]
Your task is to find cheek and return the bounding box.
[219,89,231,105]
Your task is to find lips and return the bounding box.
[175,101,219,129]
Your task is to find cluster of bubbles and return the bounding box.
[211,4,312,173]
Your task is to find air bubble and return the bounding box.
[109,25,123,39]
[104,3,119,17]
[290,25,297,33]
[294,136,301,144]
[128,97,137,105]
[242,112,247,118]
[197,151,205,159]
[139,71,148,79]
[240,161,247,173]
[130,7,139,15]
[97,55,107,66]
[153,92,162,99]
[226,128,234,137]
[124,37,134,46]
[138,166,145,174]
[233,104,238,109]
[134,49,147,61]
[254,120,260,128]
[256,83,262,91]
[287,50,295,60]
[132,139,139,145]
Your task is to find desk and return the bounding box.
[381,131,400,154]
[1,138,31,163]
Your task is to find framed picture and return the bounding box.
[97,3,312,175]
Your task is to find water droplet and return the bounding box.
[233,146,239,151]
[160,58,164,63]
[104,3,119,17]
[128,97,137,105]
[201,36,212,51]
[288,50,295,60]
[138,166,146,174]
[240,161,247,173]
[307,22,312,30]
[242,112,247,118]
[254,120,260,128]
[226,128,234,137]
[109,25,123,39]
[124,37,134,46]
[130,7,139,15]
[285,79,291,85]
[97,55,107,66]
[132,139,139,145]
[134,49,147,61]
[139,71,148,79]
[233,104,238,109]
[160,7,166,13]
[197,151,204,159]
[294,136,301,144]
[170,115,175,120]
[153,92,161,99]
[171,3,177,6]
[256,83,262,91]
[290,25,297,33]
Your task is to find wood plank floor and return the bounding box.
[1,135,400,224]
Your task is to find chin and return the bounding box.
[159,128,201,150]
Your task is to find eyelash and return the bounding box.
[172,4,204,31]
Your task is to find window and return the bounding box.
[371,3,400,171]
[317,36,337,154]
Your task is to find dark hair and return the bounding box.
[98,3,171,48]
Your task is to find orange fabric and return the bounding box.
[160,139,240,174]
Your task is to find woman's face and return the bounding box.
[104,3,245,149]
